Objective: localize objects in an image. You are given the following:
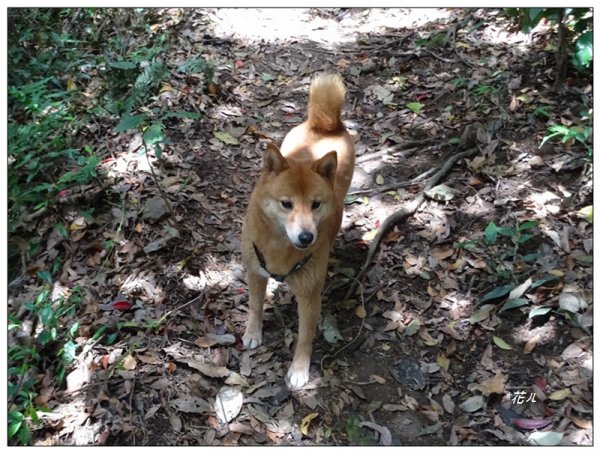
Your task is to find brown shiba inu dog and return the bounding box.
[241,73,355,389]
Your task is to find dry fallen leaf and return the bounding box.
[225,372,250,387]
[436,354,450,372]
[122,354,137,371]
[168,412,182,433]
[214,386,244,424]
[360,421,392,446]
[371,374,386,384]
[188,359,231,378]
[568,414,592,429]
[431,247,455,260]
[548,388,571,401]
[355,305,367,319]
[474,372,507,395]
[300,412,319,436]
[170,396,212,414]
[509,277,532,300]
[442,394,455,414]
[523,335,540,354]
[137,354,161,365]
[459,395,484,413]
[418,328,439,346]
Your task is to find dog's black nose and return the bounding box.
[298,232,314,246]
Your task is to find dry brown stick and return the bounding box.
[348,166,438,196]
[343,147,478,301]
[356,147,416,165]
[356,138,442,164]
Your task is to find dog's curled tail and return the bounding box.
[307,73,346,133]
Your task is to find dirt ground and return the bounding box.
[7,8,592,446]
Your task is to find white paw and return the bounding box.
[242,331,262,349]
[286,365,310,390]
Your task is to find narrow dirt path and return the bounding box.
[8,8,592,446]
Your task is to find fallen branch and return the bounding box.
[343,147,478,300]
[348,166,438,196]
[356,137,444,164]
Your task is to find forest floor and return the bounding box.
[7,8,593,446]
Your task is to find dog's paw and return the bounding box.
[242,331,262,349]
[286,364,310,390]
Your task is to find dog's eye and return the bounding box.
[281,200,293,209]
[311,200,322,210]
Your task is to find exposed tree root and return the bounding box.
[343,146,478,301]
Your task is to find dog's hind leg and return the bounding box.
[243,271,267,349]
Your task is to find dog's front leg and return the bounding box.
[286,292,321,390]
[243,270,267,349]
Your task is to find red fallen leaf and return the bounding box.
[101,354,110,369]
[111,300,132,311]
[98,295,132,311]
[101,157,114,164]
[533,375,547,391]
[97,428,110,446]
[237,287,245,294]
[183,85,191,94]
[512,418,553,430]
[415,93,429,101]
[234,60,244,68]
[375,219,381,228]
[58,189,70,197]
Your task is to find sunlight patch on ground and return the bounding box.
[479,23,531,46]
[209,8,453,45]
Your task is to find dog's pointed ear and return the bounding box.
[263,142,289,174]
[312,151,337,186]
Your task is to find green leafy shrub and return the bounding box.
[7,9,215,444]
[456,220,554,308]
[8,9,104,230]
[540,109,593,157]
[8,280,83,444]
[504,8,593,70]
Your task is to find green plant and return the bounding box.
[345,415,376,445]
[456,220,541,285]
[8,279,83,444]
[532,105,552,119]
[467,83,501,110]
[539,110,593,156]
[406,102,424,114]
[112,53,210,157]
[177,56,214,83]
[504,8,593,88]
[415,31,447,48]
[7,10,105,231]
[455,220,578,319]
[460,219,540,267]
[472,84,493,97]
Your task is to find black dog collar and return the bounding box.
[252,243,312,282]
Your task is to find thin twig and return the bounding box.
[160,293,205,323]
